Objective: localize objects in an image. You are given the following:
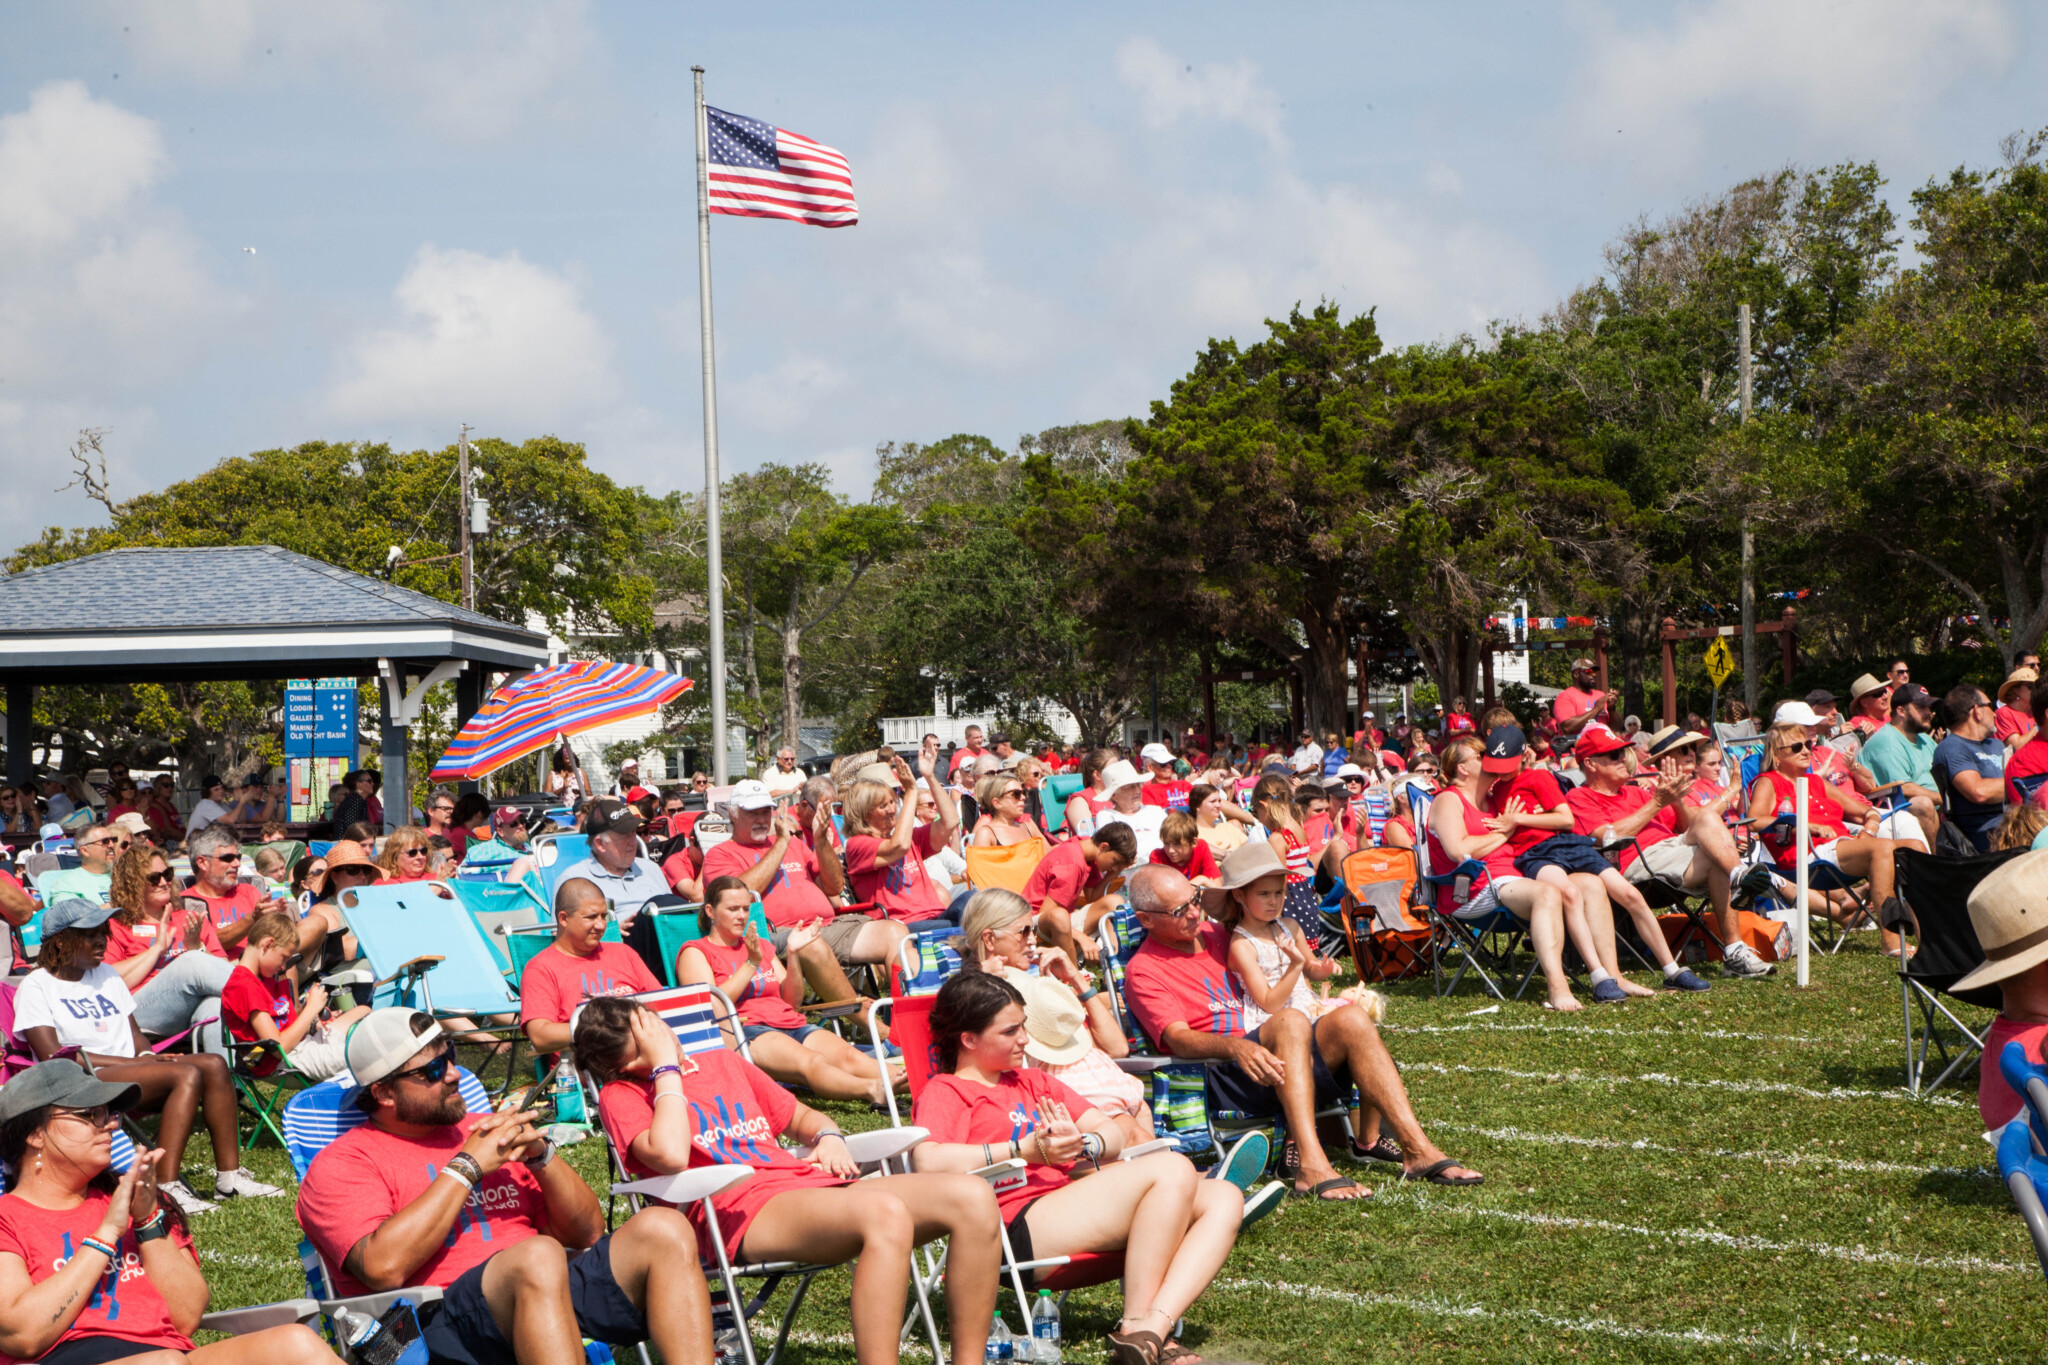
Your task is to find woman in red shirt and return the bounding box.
[911,973,1243,1365]
[1424,737,1579,1012]
[1746,721,1908,955]
[1063,750,1117,841]
[840,750,958,926]
[674,876,899,1105]
[0,1060,331,1365]
[574,996,1000,1365]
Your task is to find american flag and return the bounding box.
[705,105,857,228]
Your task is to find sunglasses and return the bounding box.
[402,848,429,858]
[86,836,132,850]
[51,1105,117,1128]
[203,851,242,863]
[144,870,173,886]
[330,865,376,880]
[1782,740,1813,754]
[389,1047,455,1086]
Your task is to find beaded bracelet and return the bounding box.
[649,1064,683,1082]
[79,1237,119,1263]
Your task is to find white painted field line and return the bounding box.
[1401,1059,1972,1108]
[1217,1276,1936,1365]
[1366,1194,2029,1275]
[1433,1120,1996,1180]
[1390,1019,1836,1046]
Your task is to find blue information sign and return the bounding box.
[314,678,356,758]
[283,679,316,758]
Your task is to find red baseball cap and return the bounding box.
[1574,730,1633,759]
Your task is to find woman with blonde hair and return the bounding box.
[373,825,434,883]
[1747,720,1909,956]
[970,770,1045,850]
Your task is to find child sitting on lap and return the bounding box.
[220,911,371,1079]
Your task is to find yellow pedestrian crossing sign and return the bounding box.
[1704,637,1736,688]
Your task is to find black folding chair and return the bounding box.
[1894,846,2021,1097]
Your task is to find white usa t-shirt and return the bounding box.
[12,965,137,1057]
[1098,804,1168,866]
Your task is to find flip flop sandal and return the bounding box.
[1291,1175,1368,1201]
[1403,1158,1484,1187]
[1108,1328,1165,1365]
[1347,1135,1403,1165]
[1158,1342,1207,1365]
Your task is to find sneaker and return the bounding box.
[1211,1132,1271,1192]
[1591,978,1628,1004]
[1660,967,1712,992]
[213,1168,286,1200]
[1238,1180,1287,1231]
[162,1179,218,1215]
[1722,943,1776,978]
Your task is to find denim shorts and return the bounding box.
[422,1234,646,1365]
[742,1021,821,1046]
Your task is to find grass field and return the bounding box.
[187,934,2036,1365]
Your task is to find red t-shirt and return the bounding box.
[1444,712,1477,736]
[1754,770,1847,866]
[1123,922,1248,1042]
[0,1190,198,1363]
[1564,783,1677,870]
[683,935,805,1030]
[517,942,661,1027]
[1980,1017,2048,1129]
[700,837,838,929]
[104,908,227,985]
[948,747,989,776]
[598,1050,845,1262]
[1148,840,1219,880]
[1492,769,1571,856]
[1423,787,1516,909]
[662,845,705,892]
[842,825,946,921]
[1553,686,1608,730]
[298,1115,550,1297]
[2006,737,2048,808]
[220,964,297,1074]
[193,882,266,940]
[913,1069,1092,1221]
[1140,780,1192,811]
[1996,704,2035,745]
[1020,840,1105,912]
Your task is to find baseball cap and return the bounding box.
[585,797,643,836]
[1140,743,1175,767]
[624,785,652,803]
[726,779,776,811]
[344,1008,446,1088]
[1481,725,1526,775]
[1575,730,1633,759]
[493,805,526,829]
[0,1060,140,1126]
[1773,701,1822,728]
[1570,657,1596,673]
[1893,684,1935,709]
[200,773,224,790]
[42,897,117,936]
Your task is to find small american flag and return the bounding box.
[705,105,857,228]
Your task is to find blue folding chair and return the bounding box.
[535,833,591,901]
[435,877,552,977]
[1995,1038,2048,1284]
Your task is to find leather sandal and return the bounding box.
[1108,1328,1165,1365]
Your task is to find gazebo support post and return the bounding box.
[5,681,32,787]
[380,676,408,835]
[454,669,486,797]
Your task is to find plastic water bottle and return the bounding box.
[985,1313,1014,1361]
[332,1307,381,1354]
[1031,1290,1062,1363]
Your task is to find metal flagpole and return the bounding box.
[1795,772,1810,987]
[692,66,729,784]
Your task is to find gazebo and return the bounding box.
[0,546,551,829]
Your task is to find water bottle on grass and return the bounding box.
[1031,1290,1062,1363]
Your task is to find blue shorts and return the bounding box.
[1513,832,1612,879]
[742,1021,821,1046]
[422,1233,645,1365]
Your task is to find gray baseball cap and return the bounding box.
[344,1007,446,1087]
[0,1059,140,1125]
[42,897,118,936]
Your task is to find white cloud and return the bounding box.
[324,245,619,428]
[1114,36,1286,149]
[104,0,603,142]
[0,80,167,250]
[1568,0,2014,166]
[728,355,851,436]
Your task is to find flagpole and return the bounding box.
[692,65,729,784]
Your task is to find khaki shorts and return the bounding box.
[1626,838,1696,886]
[770,914,874,967]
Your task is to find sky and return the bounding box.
[1,0,2042,552]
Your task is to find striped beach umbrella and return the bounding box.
[429,659,693,782]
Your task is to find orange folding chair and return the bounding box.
[963,839,1048,894]
[1338,846,1432,982]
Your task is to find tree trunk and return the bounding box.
[781,609,803,762]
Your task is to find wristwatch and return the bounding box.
[521,1137,557,1172]
[134,1209,173,1243]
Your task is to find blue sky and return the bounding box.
[2,1,2040,550]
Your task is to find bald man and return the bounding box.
[518,876,663,1053]
[1120,864,1482,1199]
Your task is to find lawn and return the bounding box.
[188,935,2033,1365]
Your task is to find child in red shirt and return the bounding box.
[219,911,370,1079]
[1148,812,1220,885]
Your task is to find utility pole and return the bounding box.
[457,424,474,612]
[1738,303,1757,719]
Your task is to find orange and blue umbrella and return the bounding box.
[429,660,693,782]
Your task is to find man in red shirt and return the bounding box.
[185,824,326,960]
[518,877,665,1054]
[1121,864,1480,1199]
[1564,732,1764,977]
[1022,824,1136,963]
[1552,658,1618,747]
[1138,743,1192,811]
[296,1009,711,1365]
[948,725,990,776]
[700,778,906,993]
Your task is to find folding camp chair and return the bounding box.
[533,833,592,901]
[1894,847,2019,1097]
[191,1019,323,1153]
[1410,808,1535,1001]
[654,901,863,1050]
[963,839,1047,894]
[1997,1117,2048,1285]
[435,876,553,977]
[592,984,942,1365]
[1337,846,1432,982]
[1041,774,1083,836]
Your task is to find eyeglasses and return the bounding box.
[1142,893,1204,921]
[389,1047,455,1086]
[51,1105,116,1128]
[430,805,454,815]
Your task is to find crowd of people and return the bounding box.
[0,645,2044,1365]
